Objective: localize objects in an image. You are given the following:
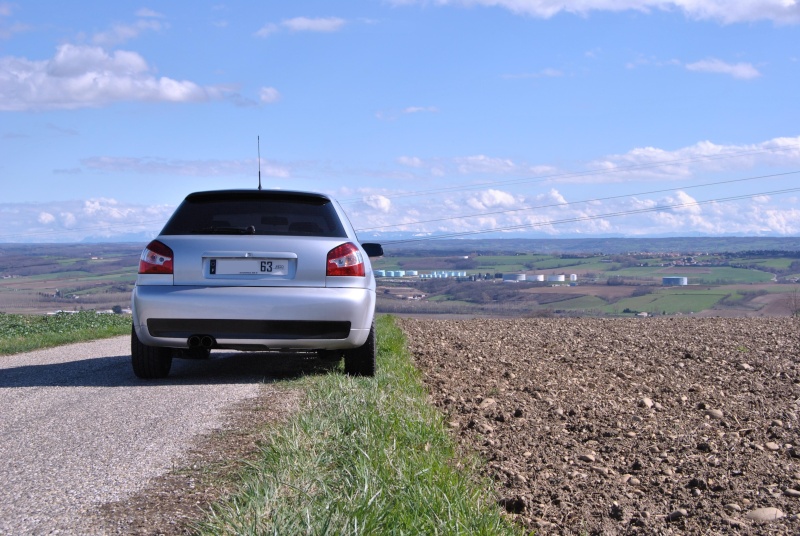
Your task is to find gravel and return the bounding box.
[0,336,302,535]
[399,316,800,535]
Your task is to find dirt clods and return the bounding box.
[399,317,800,535]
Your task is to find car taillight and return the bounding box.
[139,240,174,274]
[327,242,365,277]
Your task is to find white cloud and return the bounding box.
[92,19,167,47]
[403,106,438,114]
[256,16,347,37]
[282,16,346,32]
[540,188,568,206]
[685,58,761,79]
[259,86,281,103]
[584,136,800,182]
[758,207,800,234]
[60,212,77,228]
[455,154,517,174]
[391,0,800,24]
[135,8,166,19]
[467,189,519,210]
[0,44,228,111]
[660,190,702,214]
[38,212,55,224]
[342,174,800,239]
[254,23,279,38]
[0,199,177,242]
[0,2,29,40]
[376,105,438,121]
[397,156,424,167]
[80,155,291,178]
[7,186,800,243]
[364,194,392,213]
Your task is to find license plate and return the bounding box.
[210,258,288,276]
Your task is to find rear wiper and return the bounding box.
[192,225,256,235]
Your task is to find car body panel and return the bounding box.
[131,189,378,353]
[136,234,373,288]
[132,285,375,349]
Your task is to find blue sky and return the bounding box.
[1,0,799,243]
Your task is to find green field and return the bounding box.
[610,291,727,315]
[2,242,799,317]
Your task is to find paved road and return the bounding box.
[0,336,295,535]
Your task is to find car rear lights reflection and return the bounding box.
[139,240,174,274]
[327,242,365,277]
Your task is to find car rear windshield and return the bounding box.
[160,191,348,237]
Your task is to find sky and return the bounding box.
[1,0,799,244]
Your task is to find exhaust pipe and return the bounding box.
[187,334,215,349]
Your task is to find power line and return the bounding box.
[380,186,800,244]
[4,141,799,241]
[340,141,800,204]
[356,170,800,232]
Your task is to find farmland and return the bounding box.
[0,243,141,314]
[401,316,800,534]
[1,239,799,317]
[373,245,800,318]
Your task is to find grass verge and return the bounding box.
[0,311,130,355]
[193,315,526,535]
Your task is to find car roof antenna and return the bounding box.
[257,135,262,190]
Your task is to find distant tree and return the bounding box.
[787,287,800,318]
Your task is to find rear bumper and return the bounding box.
[132,285,375,350]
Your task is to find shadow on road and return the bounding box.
[0,351,340,388]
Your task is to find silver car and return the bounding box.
[131,189,383,379]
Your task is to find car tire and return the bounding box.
[344,321,376,377]
[131,325,173,379]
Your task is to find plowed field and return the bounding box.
[398,317,800,535]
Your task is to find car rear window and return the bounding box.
[160,191,348,237]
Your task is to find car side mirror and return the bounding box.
[361,243,384,258]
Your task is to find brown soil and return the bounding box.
[398,316,800,535]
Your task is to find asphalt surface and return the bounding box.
[0,336,287,535]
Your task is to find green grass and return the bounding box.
[0,311,131,355]
[670,267,772,284]
[545,294,608,310]
[194,316,525,536]
[15,270,91,281]
[528,257,599,271]
[606,290,728,315]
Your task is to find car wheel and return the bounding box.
[131,325,173,379]
[344,321,376,377]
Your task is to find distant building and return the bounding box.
[662,277,688,286]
